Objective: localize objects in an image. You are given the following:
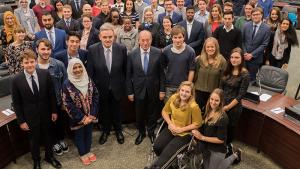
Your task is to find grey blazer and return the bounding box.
[242,21,271,64]
[14,8,38,34]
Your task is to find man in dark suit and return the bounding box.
[11,49,62,169]
[69,0,86,19]
[178,6,205,55]
[35,12,67,56]
[78,4,103,30]
[158,0,183,25]
[87,23,127,145]
[54,32,88,68]
[55,4,81,34]
[243,7,270,80]
[126,30,165,145]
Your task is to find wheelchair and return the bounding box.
[146,121,203,169]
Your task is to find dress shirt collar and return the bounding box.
[166,11,173,17]
[140,47,150,55]
[187,19,194,25]
[103,44,113,52]
[198,10,209,16]
[253,21,262,28]
[64,18,71,23]
[24,69,38,80]
[45,26,55,33]
[223,24,234,32]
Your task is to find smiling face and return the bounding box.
[251,10,262,24]
[270,9,279,22]
[5,15,15,26]
[37,42,52,61]
[176,0,184,9]
[82,16,92,29]
[244,4,253,18]
[100,29,114,48]
[126,0,133,12]
[67,36,80,52]
[163,18,172,29]
[111,11,120,24]
[223,14,233,28]
[205,40,216,57]
[211,6,220,20]
[280,19,290,32]
[186,9,195,22]
[82,4,92,16]
[144,10,154,23]
[172,33,184,48]
[56,1,63,11]
[179,85,192,102]
[198,0,207,12]
[209,92,221,111]
[22,57,36,74]
[15,31,26,41]
[19,0,28,8]
[63,7,72,20]
[72,63,84,78]
[123,18,132,31]
[164,0,173,13]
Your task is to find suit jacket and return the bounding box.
[243,21,271,64]
[55,18,81,34]
[11,69,57,127]
[69,0,86,19]
[79,27,100,49]
[35,28,67,55]
[126,47,165,99]
[158,12,183,25]
[178,20,205,55]
[54,49,88,68]
[87,42,127,100]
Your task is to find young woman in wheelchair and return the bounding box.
[192,89,241,169]
[147,81,202,169]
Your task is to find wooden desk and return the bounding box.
[274,2,300,29]
[238,94,300,169]
[0,109,29,169]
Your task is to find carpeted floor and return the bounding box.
[5,124,282,169]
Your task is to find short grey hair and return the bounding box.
[139,30,152,40]
[99,23,115,34]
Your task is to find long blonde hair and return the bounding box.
[204,88,224,125]
[173,81,195,111]
[208,4,223,25]
[198,37,223,68]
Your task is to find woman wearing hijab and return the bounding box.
[14,0,39,39]
[0,11,21,63]
[62,58,99,165]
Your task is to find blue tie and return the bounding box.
[143,52,148,74]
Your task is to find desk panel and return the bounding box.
[0,126,14,169]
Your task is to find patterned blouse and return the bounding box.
[6,41,33,75]
[120,11,139,27]
[62,79,99,130]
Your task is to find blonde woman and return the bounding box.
[204,3,223,38]
[148,81,202,169]
[192,88,241,169]
[194,37,227,110]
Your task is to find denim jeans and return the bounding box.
[74,123,93,156]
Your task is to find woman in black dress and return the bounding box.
[220,47,250,156]
[154,16,173,49]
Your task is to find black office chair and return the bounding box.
[255,65,289,94]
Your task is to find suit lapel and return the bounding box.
[136,48,144,73]
[21,72,35,96]
[147,47,155,75]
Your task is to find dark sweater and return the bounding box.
[213,25,242,60]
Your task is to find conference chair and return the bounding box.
[254,65,289,94]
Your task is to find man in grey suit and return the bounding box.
[243,7,270,80]
[178,6,205,55]
[126,30,165,145]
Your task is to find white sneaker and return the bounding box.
[59,140,69,153]
[53,143,63,156]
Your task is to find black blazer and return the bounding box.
[126,47,165,99]
[87,42,127,100]
[11,69,57,127]
[54,49,88,68]
[178,20,205,55]
[55,18,81,34]
[79,27,100,49]
[78,17,102,30]
[69,0,86,19]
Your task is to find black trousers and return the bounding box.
[195,90,210,112]
[52,105,67,144]
[135,91,159,135]
[28,122,53,160]
[153,127,191,168]
[100,90,122,133]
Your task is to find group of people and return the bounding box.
[1,0,298,169]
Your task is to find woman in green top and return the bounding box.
[234,3,254,30]
[194,37,227,111]
[147,81,202,169]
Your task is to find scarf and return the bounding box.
[272,27,288,60]
[3,11,20,43]
[67,58,89,96]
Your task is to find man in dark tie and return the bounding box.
[11,49,62,169]
[126,30,165,145]
[55,4,81,34]
[242,7,270,80]
[70,0,85,19]
[87,23,127,145]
